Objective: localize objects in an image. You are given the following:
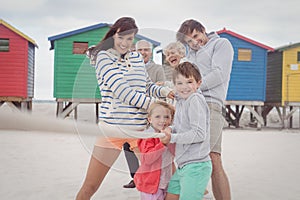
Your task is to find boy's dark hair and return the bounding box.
[173,62,202,83]
[176,19,205,44]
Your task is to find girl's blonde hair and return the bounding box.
[163,41,186,57]
[147,101,175,126]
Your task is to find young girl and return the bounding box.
[134,101,175,200]
[76,17,174,200]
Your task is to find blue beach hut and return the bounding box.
[217,28,273,128]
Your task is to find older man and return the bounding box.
[136,40,166,83]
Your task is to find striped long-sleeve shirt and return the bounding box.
[95,48,171,129]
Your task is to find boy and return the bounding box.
[161,62,212,200]
[177,19,233,200]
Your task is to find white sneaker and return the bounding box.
[202,191,214,200]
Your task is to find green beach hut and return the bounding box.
[48,22,160,121]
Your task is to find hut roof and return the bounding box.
[48,22,160,50]
[0,19,38,48]
[217,28,273,51]
[273,42,300,52]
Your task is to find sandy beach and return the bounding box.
[1,102,300,199]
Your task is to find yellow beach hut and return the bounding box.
[266,42,300,128]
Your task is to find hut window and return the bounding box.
[238,48,252,61]
[0,38,9,52]
[297,51,300,63]
[73,42,88,54]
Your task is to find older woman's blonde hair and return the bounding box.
[163,41,186,57]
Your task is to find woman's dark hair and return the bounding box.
[88,17,138,63]
[176,19,205,44]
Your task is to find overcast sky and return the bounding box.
[1,0,299,100]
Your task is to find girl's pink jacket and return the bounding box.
[134,138,166,194]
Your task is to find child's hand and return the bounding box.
[160,130,171,145]
[167,90,175,99]
[164,126,172,134]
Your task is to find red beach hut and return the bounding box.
[0,19,38,111]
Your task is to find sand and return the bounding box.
[0,102,300,199]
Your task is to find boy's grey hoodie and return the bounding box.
[170,91,210,168]
[187,32,234,107]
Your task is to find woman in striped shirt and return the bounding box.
[76,17,174,200]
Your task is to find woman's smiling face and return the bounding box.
[113,31,135,55]
[165,49,183,68]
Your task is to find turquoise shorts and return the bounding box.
[167,161,212,200]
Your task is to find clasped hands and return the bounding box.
[160,126,172,145]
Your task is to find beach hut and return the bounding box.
[0,19,38,111]
[217,28,273,128]
[48,22,160,121]
[266,42,300,128]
